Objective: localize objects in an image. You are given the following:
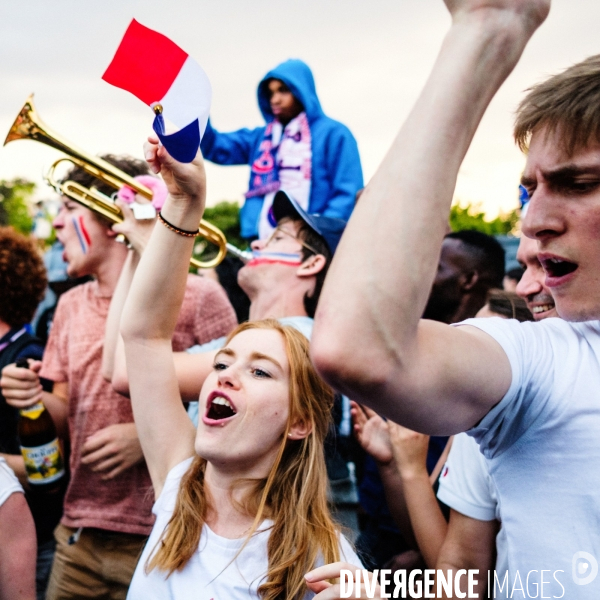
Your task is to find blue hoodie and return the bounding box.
[200,59,363,238]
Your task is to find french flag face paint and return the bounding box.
[102,19,211,163]
[245,250,303,268]
[72,216,91,255]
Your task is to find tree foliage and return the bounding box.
[193,201,247,264]
[203,201,246,248]
[0,178,35,234]
[449,201,519,236]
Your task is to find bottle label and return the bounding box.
[19,402,45,420]
[21,438,65,485]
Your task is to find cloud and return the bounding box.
[2,0,599,213]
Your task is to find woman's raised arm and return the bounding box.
[120,139,205,496]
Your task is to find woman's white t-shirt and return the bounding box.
[127,458,362,600]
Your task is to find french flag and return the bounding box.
[102,19,211,163]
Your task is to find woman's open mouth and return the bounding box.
[203,392,237,425]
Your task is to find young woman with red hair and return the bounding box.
[120,139,361,600]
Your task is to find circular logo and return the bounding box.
[572,551,598,586]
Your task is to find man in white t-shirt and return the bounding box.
[437,433,505,594]
[0,457,36,600]
[312,1,600,597]
[435,231,559,597]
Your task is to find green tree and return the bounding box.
[193,201,246,265]
[449,201,519,236]
[0,178,35,234]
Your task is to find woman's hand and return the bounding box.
[305,562,382,599]
[351,401,393,465]
[143,135,206,208]
[388,421,430,480]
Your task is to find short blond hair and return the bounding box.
[514,54,600,155]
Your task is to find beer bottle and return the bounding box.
[16,358,65,489]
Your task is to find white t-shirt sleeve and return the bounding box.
[153,457,195,516]
[454,318,559,459]
[437,433,497,521]
[0,458,24,508]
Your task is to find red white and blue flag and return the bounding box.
[102,19,211,163]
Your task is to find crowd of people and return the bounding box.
[2,0,599,598]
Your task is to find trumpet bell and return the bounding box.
[5,96,43,145]
[4,94,241,269]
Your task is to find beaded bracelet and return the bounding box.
[157,211,200,237]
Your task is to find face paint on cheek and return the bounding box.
[246,250,303,267]
[72,216,92,254]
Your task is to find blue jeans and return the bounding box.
[37,538,55,600]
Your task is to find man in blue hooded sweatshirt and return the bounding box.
[200,59,363,239]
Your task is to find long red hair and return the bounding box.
[147,319,341,599]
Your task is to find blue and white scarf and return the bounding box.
[245,112,312,239]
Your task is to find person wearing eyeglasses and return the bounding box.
[106,189,345,404]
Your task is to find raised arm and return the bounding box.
[388,422,449,569]
[119,139,205,496]
[102,201,156,389]
[105,201,233,401]
[200,120,259,165]
[111,345,217,402]
[350,402,416,547]
[312,0,550,434]
[102,250,140,384]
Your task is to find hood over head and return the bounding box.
[257,59,324,123]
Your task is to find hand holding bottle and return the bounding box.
[15,359,66,489]
[1,358,44,409]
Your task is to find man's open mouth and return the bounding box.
[540,257,578,279]
[206,394,237,421]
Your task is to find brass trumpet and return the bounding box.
[4,95,251,268]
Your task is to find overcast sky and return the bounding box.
[1,1,599,216]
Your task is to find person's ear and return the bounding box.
[460,270,479,291]
[287,418,313,441]
[296,254,326,278]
